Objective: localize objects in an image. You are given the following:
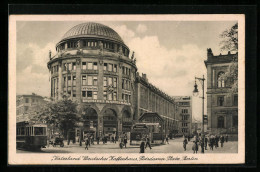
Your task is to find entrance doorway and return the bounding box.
[82,108,98,139]
[103,108,118,140]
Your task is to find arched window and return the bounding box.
[217,116,224,128]
[217,72,225,88]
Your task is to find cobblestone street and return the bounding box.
[17,138,238,154]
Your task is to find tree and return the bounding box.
[219,23,238,52]
[219,23,238,94]
[34,99,79,141]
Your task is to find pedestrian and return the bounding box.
[140,138,145,153]
[220,135,225,148]
[112,136,115,143]
[183,137,188,151]
[165,135,169,144]
[215,135,219,148]
[97,136,100,145]
[225,134,228,142]
[88,136,91,147]
[85,137,89,150]
[123,135,127,148]
[192,141,198,154]
[209,135,214,151]
[115,135,117,144]
[145,135,152,149]
[119,137,124,149]
[200,138,204,152]
[204,136,208,150]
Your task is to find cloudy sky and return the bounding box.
[16,20,237,121]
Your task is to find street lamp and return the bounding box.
[193,75,205,153]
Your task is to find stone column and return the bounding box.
[76,58,81,102]
[118,63,123,101]
[98,60,104,100]
[58,61,63,100]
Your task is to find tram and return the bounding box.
[16,122,48,150]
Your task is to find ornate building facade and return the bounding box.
[204,48,238,138]
[47,22,177,139]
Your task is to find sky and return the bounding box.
[16,20,237,121]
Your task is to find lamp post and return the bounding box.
[193,75,205,153]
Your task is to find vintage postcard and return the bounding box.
[8,14,245,165]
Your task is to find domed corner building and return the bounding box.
[47,22,137,140]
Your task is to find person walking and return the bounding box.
[145,135,152,149]
[215,135,219,148]
[85,137,89,150]
[88,136,91,147]
[183,137,188,151]
[220,135,225,148]
[123,135,127,148]
[204,136,208,150]
[140,139,145,153]
[96,136,100,145]
[192,141,198,154]
[225,134,228,142]
[165,135,169,144]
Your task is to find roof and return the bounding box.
[59,22,124,44]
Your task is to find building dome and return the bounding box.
[60,22,124,44]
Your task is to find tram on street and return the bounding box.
[16,122,48,150]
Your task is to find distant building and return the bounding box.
[172,96,192,136]
[204,48,238,138]
[16,93,49,123]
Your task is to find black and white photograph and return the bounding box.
[8,14,245,164]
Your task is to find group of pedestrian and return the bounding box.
[140,135,152,153]
[84,134,95,150]
[208,134,226,150]
[119,134,128,149]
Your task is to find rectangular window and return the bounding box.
[25,98,29,103]
[122,94,124,101]
[108,77,113,85]
[125,94,128,102]
[82,62,87,70]
[93,76,98,86]
[87,76,93,85]
[108,64,113,72]
[63,76,67,87]
[72,62,76,70]
[108,92,112,100]
[68,63,72,71]
[234,95,238,106]
[182,109,188,113]
[217,96,225,106]
[82,91,86,97]
[103,77,107,86]
[82,75,86,85]
[114,65,117,72]
[73,91,76,97]
[73,76,76,86]
[87,62,93,70]
[103,63,107,71]
[93,91,98,100]
[68,76,71,86]
[113,92,117,100]
[103,91,107,100]
[87,91,92,98]
[93,62,98,70]
[83,40,87,46]
[88,42,91,47]
[122,79,125,89]
[113,78,117,88]
[233,115,238,127]
[122,67,125,74]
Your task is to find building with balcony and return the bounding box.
[47,22,177,140]
[204,48,238,138]
[172,96,192,136]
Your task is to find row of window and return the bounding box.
[59,40,129,56]
[51,65,59,74]
[122,66,131,76]
[217,115,238,128]
[182,128,188,133]
[181,109,188,114]
[217,95,238,106]
[17,98,39,106]
[182,115,189,120]
[122,79,131,90]
[182,123,188,127]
